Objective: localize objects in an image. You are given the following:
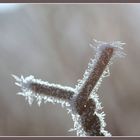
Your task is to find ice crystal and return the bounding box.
[90,39,126,59]
[69,113,86,136]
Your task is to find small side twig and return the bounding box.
[30,82,75,100]
[13,39,125,136]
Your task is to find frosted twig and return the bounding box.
[74,45,114,115]
[73,44,114,136]
[12,75,75,105]
[13,39,125,136]
[71,40,125,136]
[30,82,75,100]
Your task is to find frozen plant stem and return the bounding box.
[30,82,75,101]
[13,40,125,136]
[74,45,114,136]
[75,45,113,115]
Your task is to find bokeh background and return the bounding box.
[0,3,139,136]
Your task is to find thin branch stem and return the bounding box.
[75,45,114,115]
[30,82,75,101]
[73,44,114,136]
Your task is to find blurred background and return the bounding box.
[0,3,139,136]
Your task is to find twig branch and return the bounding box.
[30,82,75,100]
[74,45,114,136]
[13,39,125,136]
[74,45,114,115]
[12,75,75,103]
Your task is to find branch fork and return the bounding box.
[13,39,125,136]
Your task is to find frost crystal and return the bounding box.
[90,39,126,59]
